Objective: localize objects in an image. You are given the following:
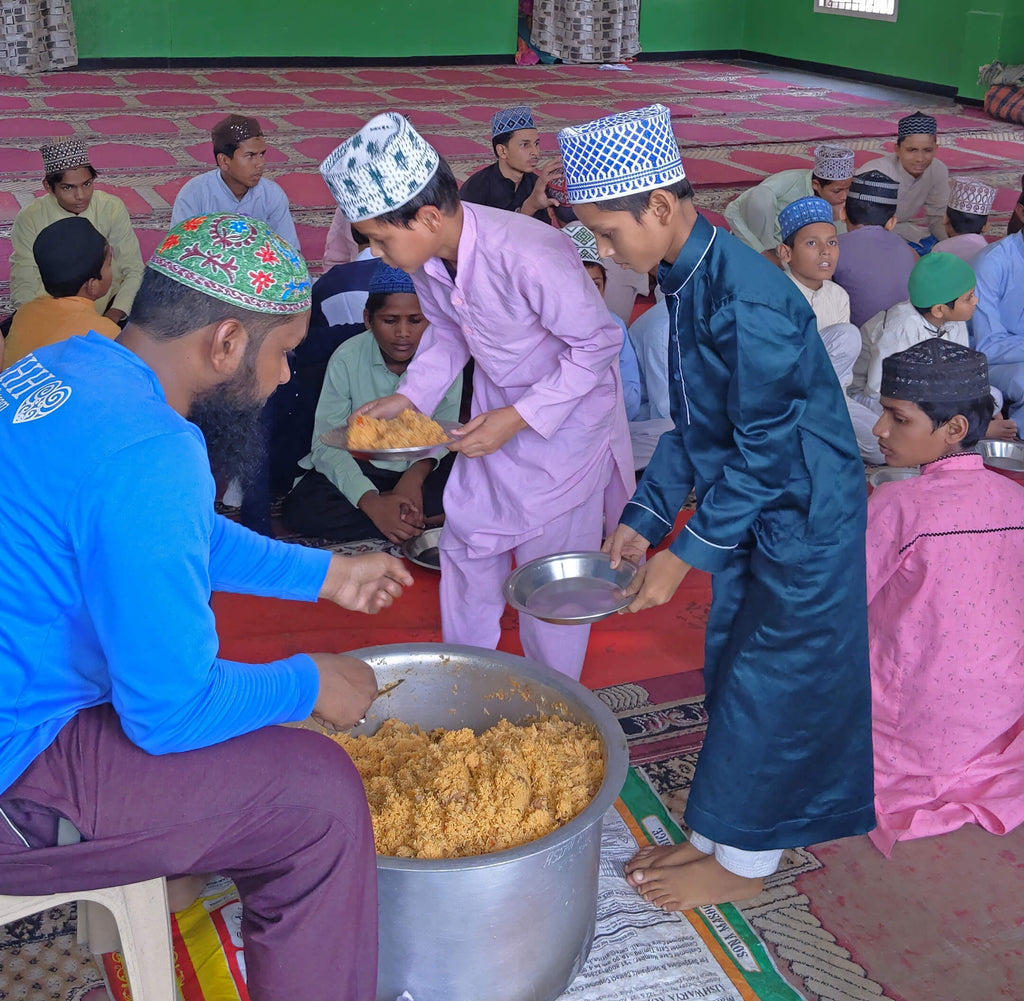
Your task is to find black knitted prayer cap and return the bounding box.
[880,337,989,403]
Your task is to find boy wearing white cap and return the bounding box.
[319,113,634,680]
[933,177,997,264]
[458,106,562,223]
[560,105,873,911]
[861,111,950,252]
[723,143,854,264]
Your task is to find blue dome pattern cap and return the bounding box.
[368,260,416,296]
[491,106,535,137]
[557,104,686,205]
[778,196,835,242]
[319,112,440,223]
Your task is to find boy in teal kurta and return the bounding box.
[561,105,874,911]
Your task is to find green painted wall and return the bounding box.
[638,0,746,54]
[73,0,1023,101]
[74,0,517,60]
[741,0,1024,100]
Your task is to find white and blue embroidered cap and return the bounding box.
[561,221,602,264]
[557,104,686,204]
[319,112,440,223]
[778,196,834,242]
[491,106,535,138]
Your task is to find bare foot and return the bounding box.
[624,839,708,885]
[166,874,210,913]
[634,855,764,912]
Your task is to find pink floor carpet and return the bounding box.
[2,58,1023,314]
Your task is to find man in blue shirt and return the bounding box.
[0,214,412,1001]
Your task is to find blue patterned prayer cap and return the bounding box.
[319,112,440,223]
[847,169,899,206]
[491,106,535,138]
[557,104,686,204]
[778,196,835,242]
[562,221,602,264]
[368,260,416,296]
[897,111,938,139]
[812,144,855,182]
[881,338,988,403]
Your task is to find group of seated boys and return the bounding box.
[3,98,1024,861]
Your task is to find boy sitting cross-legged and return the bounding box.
[777,196,882,462]
[833,170,918,328]
[850,253,1017,441]
[867,338,1024,856]
[933,177,997,265]
[282,261,462,544]
[3,216,118,371]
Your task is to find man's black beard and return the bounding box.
[187,358,266,491]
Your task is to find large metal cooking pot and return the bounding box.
[345,643,629,1001]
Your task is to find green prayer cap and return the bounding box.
[148,213,312,314]
[907,252,975,309]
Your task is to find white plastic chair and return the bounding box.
[0,876,176,1000]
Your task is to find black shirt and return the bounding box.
[458,162,550,224]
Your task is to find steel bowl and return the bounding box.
[503,551,638,625]
[320,418,461,462]
[868,465,920,488]
[979,438,1024,480]
[345,643,629,1001]
[402,526,443,571]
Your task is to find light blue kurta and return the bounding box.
[622,214,874,851]
[170,169,299,250]
[973,232,1024,421]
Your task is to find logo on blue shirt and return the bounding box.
[0,355,72,423]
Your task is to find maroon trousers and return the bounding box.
[0,705,377,1001]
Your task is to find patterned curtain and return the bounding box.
[1,0,77,75]
[532,0,641,65]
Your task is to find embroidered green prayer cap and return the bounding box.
[907,252,975,309]
[148,213,312,314]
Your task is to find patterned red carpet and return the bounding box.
[3,57,1024,1001]
[3,58,1024,314]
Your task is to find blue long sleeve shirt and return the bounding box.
[622,215,862,573]
[972,232,1024,366]
[0,334,331,794]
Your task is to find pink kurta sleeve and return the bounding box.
[865,486,908,604]
[510,248,623,439]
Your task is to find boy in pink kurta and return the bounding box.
[318,113,634,679]
[867,337,1024,856]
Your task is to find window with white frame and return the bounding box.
[814,0,898,21]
